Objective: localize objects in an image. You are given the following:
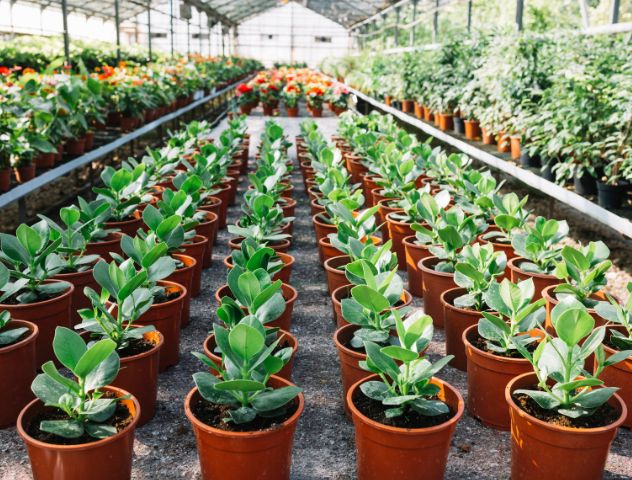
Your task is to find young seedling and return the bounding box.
[511,216,568,274]
[453,243,506,310]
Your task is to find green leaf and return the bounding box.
[228,324,265,361]
[515,389,560,410]
[555,307,594,347]
[251,386,301,412]
[380,345,418,362]
[31,372,70,404]
[351,285,389,312]
[574,387,618,409]
[74,339,117,378]
[84,352,120,391]
[53,327,87,371]
[214,379,266,392]
[40,420,84,439]
[359,381,390,401]
[84,422,117,439]
[364,341,400,379]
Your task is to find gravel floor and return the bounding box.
[1,111,632,479]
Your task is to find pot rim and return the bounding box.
[507,256,557,280]
[505,372,627,434]
[229,237,291,249]
[154,280,188,306]
[347,373,464,435]
[418,256,455,279]
[214,282,297,306]
[333,324,367,360]
[201,195,222,207]
[324,255,351,274]
[223,251,295,270]
[440,287,493,315]
[52,264,97,280]
[17,386,140,451]
[476,233,514,250]
[118,327,164,363]
[542,285,605,312]
[184,234,209,247]
[462,324,531,366]
[197,210,219,224]
[184,376,305,439]
[402,235,433,250]
[86,232,123,246]
[171,253,197,271]
[0,319,39,354]
[280,196,296,207]
[385,212,413,226]
[0,280,74,311]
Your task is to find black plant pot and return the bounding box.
[453,117,465,135]
[541,162,556,182]
[574,172,598,196]
[519,152,541,168]
[597,181,627,210]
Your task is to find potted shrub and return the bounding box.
[0,225,73,365]
[543,241,612,333]
[77,197,122,261]
[594,284,632,427]
[478,192,529,262]
[17,327,140,480]
[506,299,630,478]
[184,322,304,479]
[419,207,481,327]
[348,310,464,479]
[235,83,257,115]
[403,190,451,297]
[306,84,326,117]
[508,216,567,298]
[224,238,295,284]
[77,260,163,426]
[282,82,302,117]
[0,311,38,428]
[463,278,545,429]
[441,243,506,370]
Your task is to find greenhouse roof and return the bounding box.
[23,0,396,27]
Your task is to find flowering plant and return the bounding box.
[235,82,257,106]
[282,82,302,108]
[306,84,326,110]
[328,84,351,108]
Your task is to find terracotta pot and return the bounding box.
[53,266,99,326]
[384,96,392,107]
[497,131,511,153]
[223,251,295,284]
[312,214,337,244]
[385,213,414,270]
[166,254,196,328]
[184,376,304,480]
[0,281,73,366]
[419,257,456,328]
[463,325,534,430]
[15,164,36,183]
[120,116,136,133]
[376,197,403,241]
[403,236,432,297]
[542,285,606,336]
[0,320,38,428]
[107,111,122,127]
[402,100,413,113]
[64,138,86,156]
[262,104,274,116]
[510,136,521,160]
[199,196,223,233]
[181,235,209,297]
[507,257,560,300]
[286,106,299,117]
[228,237,291,254]
[239,104,253,115]
[324,255,351,295]
[362,175,380,207]
[334,324,369,417]
[0,168,10,192]
[195,211,218,268]
[413,102,423,119]
[135,281,185,371]
[438,113,454,131]
[211,184,232,228]
[349,158,368,184]
[310,198,326,216]
[17,386,139,480]
[84,233,123,264]
[433,112,440,126]
[464,120,481,140]
[280,197,297,217]
[441,288,489,371]
[113,329,163,426]
[481,127,495,145]
[214,282,298,332]
[34,153,55,169]
[332,286,413,329]
[477,233,517,263]
[204,329,298,380]
[348,374,464,480]
[104,213,143,237]
[597,328,632,428]
[422,106,433,122]
[506,372,626,479]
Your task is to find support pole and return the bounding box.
[410,0,418,46]
[432,0,439,43]
[170,0,175,56]
[114,0,121,64]
[516,0,524,31]
[61,0,71,67]
[394,7,400,47]
[578,0,590,29]
[187,19,191,55]
[611,0,621,23]
[221,24,226,56]
[147,3,152,61]
[198,13,203,53]
[467,0,472,32]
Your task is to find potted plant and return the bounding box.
[463,278,545,429]
[506,299,630,478]
[17,327,140,480]
[441,242,506,370]
[282,82,302,117]
[479,192,529,261]
[0,310,38,428]
[306,84,326,117]
[77,259,163,426]
[0,224,73,365]
[235,83,257,115]
[348,310,464,479]
[509,216,567,298]
[76,197,122,261]
[594,283,632,427]
[543,241,612,332]
[184,322,304,479]
[224,238,295,284]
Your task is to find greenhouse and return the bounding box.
[1,0,632,479]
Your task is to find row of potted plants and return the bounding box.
[235,68,350,118]
[297,111,632,478]
[325,32,632,210]
[0,53,262,192]
[0,115,252,478]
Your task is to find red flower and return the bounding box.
[0,66,10,77]
[236,83,253,96]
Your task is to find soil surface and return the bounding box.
[118,337,157,358]
[2,109,632,479]
[512,391,620,429]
